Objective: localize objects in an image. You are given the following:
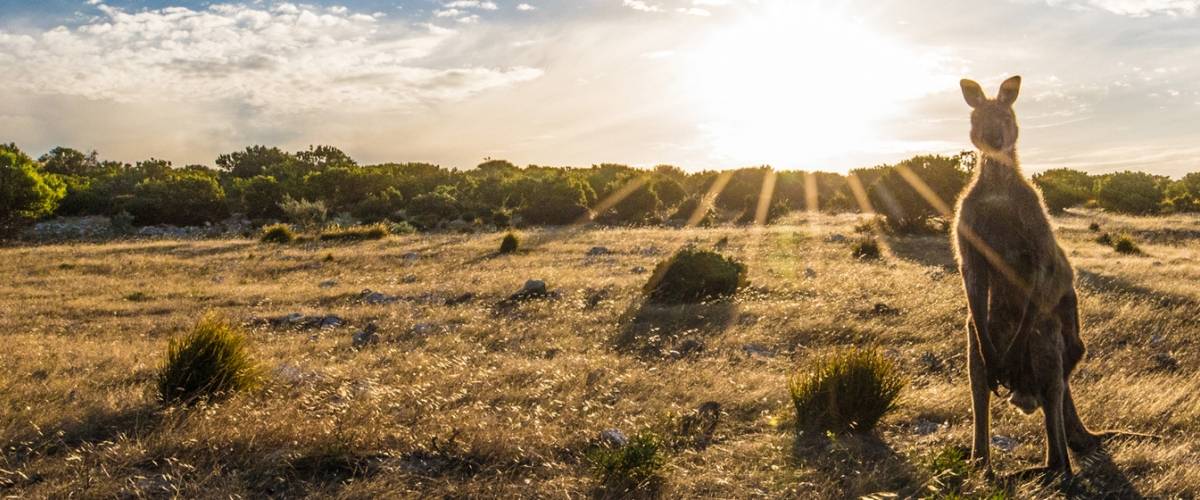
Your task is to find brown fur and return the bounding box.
[953,76,1101,480]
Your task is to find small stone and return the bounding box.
[918,352,944,373]
[319,280,338,289]
[401,274,419,284]
[412,323,437,335]
[352,324,380,348]
[316,315,345,329]
[631,266,648,274]
[599,429,628,448]
[587,246,611,256]
[359,289,399,305]
[991,435,1018,453]
[521,279,548,296]
[872,302,899,316]
[403,252,420,261]
[1149,334,1166,346]
[804,267,817,278]
[1152,352,1179,371]
[826,233,847,243]
[742,343,776,358]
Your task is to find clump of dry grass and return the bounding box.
[789,348,904,434]
[260,223,296,244]
[499,232,520,254]
[318,223,389,242]
[851,236,881,260]
[157,314,261,405]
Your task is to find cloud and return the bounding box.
[517,3,537,11]
[623,0,664,13]
[0,3,541,116]
[1043,0,1200,16]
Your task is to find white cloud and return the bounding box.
[0,3,541,116]
[623,0,664,13]
[517,3,537,11]
[676,7,711,15]
[445,1,499,10]
[1043,0,1200,16]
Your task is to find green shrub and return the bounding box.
[260,223,296,244]
[388,221,417,235]
[1096,171,1165,215]
[1096,232,1113,246]
[157,314,261,405]
[586,431,666,491]
[644,247,747,304]
[279,196,327,230]
[1,147,66,228]
[925,445,971,495]
[318,223,389,242]
[126,169,228,226]
[789,348,905,434]
[499,232,520,254]
[866,154,970,233]
[1088,222,1101,232]
[1113,234,1140,254]
[1032,168,1094,214]
[851,237,881,260]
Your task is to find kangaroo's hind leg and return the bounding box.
[967,317,992,470]
[1056,290,1102,453]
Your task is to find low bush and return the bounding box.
[924,445,971,495]
[644,247,747,304]
[1096,232,1113,246]
[1088,222,1101,232]
[260,223,296,244]
[279,196,327,230]
[318,224,389,242]
[499,232,520,254]
[851,237,881,260]
[157,314,261,405]
[586,431,666,492]
[1113,234,1141,254]
[789,348,905,434]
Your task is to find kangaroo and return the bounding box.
[953,76,1105,481]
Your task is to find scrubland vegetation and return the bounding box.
[4,142,1200,240]
[2,208,1198,497]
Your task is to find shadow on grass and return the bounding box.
[790,431,920,498]
[880,232,958,270]
[1076,268,1198,310]
[1065,445,1144,499]
[613,299,737,359]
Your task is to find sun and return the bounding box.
[684,2,948,170]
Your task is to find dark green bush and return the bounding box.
[260,223,296,244]
[1032,168,1094,214]
[789,348,905,434]
[1096,171,1165,214]
[1088,222,1101,232]
[1096,232,1113,246]
[668,197,717,226]
[157,314,261,404]
[866,154,969,233]
[851,237,881,260]
[586,431,666,491]
[499,232,519,254]
[644,247,747,304]
[1,147,66,228]
[127,170,227,226]
[1113,234,1140,254]
[318,223,389,242]
[925,445,971,494]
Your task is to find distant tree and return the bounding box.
[652,177,688,210]
[1,146,66,230]
[39,147,101,177]
[596,179,661,225]
[295,145,356,171]
[514,173,594,225]
[406,188,461,229]
[1096,171,1165,214]
[216,145,291,178]
[1032,168,1094,213]
[237,175,286,220]
[127,170,227,226]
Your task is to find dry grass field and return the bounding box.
[2,210,1199,498]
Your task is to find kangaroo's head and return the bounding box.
[960,76,1021,157]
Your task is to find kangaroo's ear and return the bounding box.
[960,79,986,108]
[997,75,1021,106]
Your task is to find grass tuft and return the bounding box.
[1113,233,1141,254]
[318,223,389,242]
[586,431,666,492]
[644,247,746,304]
[260,223,296,244]
[499,232,520,254]
[851,236,881,260]
[157,314,261,405]
[789,348,904,434]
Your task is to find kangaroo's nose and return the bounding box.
[984,129,1004,149]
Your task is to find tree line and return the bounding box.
[2,142,1197,236]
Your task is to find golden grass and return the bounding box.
[1,209,1198,497]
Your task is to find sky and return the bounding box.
[1,0,1199,176]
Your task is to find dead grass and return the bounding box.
[1,210,1198,497]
